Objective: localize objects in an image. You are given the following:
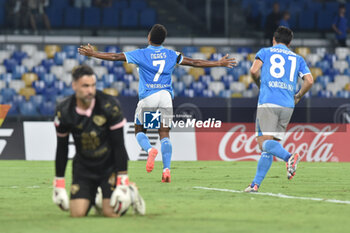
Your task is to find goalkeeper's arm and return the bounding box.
[52,134,70,211]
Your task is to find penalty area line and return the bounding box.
[193,186,350,205]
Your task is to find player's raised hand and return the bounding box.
[52,177,69,211]
[219,54,237,68]
[78,43,95,57]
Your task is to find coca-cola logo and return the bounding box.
[218,124,338,162]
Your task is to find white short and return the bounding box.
[134,90,173,127]
[255,103,293,140]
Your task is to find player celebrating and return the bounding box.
[52,65,144,217]
[245,26,314,192]
[78,24,237,183]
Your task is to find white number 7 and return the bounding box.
[153,60,165,82]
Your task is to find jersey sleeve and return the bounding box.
[298,57,311,79]
[175,51,183,64]
[54,104,70,137]
[105,97,126,130]
[123,49,141,65]
[255,48,266,62]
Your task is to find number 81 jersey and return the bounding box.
[256,44,311,108]
[124,45,183,100]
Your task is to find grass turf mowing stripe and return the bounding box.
[193,186,350,205]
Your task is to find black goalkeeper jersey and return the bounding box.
[54,91,125,178]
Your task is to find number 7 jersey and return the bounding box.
[124,45,183,100]
[256,44,311,108]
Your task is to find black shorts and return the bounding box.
[70,172,116,201]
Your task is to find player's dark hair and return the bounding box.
[274,26,293,45]
[72,65,95,81]
[149,24,167,45]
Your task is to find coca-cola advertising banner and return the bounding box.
[196,123,350,162]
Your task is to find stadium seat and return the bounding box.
[63,45,78,58]
[22,73,38,87]
[4,59,19,73]
[231,93,243,98]
[199,47,216,59]
[239,60,252,73]
[237,47,252,55]
[315,60,331,73]
[32,65,47,79]
[173,82,185,95]
[54,52,67,66]
[104,46,121,53]
[334,75,350,87]
[12,66,28,79]
[318,90,333,98]
[190,82,206,96]
[109,66,126,79]
[210,67,227,81]
[33,51,48,65]
[19,87,36,100]
[64,7,82,28]
[122,45,138,52]
[43,86,59,101]
[61,87,74,96]
[229,66,246,80]
[229,53,245,63]
[0,80,5,90]
[345,83,350,91]
[111,81,126,93]
[12,95,26,106]
[29,95,44,108]
[123,62,135,74]
[333,60,349,74]
[50,66,64,79]
[182,89,195,98]
[208,82,225,95]
[242,90,256,98]
[202,90,215,97]
[310,67,323,79]
[39,101,56,116]
[103,88,119,96]
[315,47,327,58]
[182,46,199,57]
[121,89,138,96]
[122,74,135,85]
[324,68,339,77]
[22,58,37,70]
[0,50,12,63]
[93,66,108,79]
[9,80,25,93]
[218,90,232,98]
[335,47,349,60]
[129,81,139,92]
[32,80,46,94]
[295,47,311,58]
[42,73,56,87]
[336,90,350,98]
[45,45,61,59]
[1,88,16,102]
[221,75,235,89]
[230,82,246,93]
[83,7,101,27]
[0,65,6,74]
[19,101,39,116]
[199,75,213,86]
[102,8,120,27]
[54,80,66,94]
[41,59,55,71]
[239,75,253,88]
[102,74,117,87]
[188,68,205,81]
[0,73,13,84]
[246,53,256,62]
[12,51,28,63]
[191,52,207,60]
[63,59,79,72]
[139,8,157,28]
[305,54,321,66]
[121,8,138,28]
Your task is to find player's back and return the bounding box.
[256,44,310,108]
[124,45,182,100]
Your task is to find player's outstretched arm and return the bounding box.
[181,54,237,68]
[294,73,314,105]
[250,59,263,88]
[78,43,126,61]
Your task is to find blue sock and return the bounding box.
[136,132,152,152]
[262,140,291,162]
[161,137,172,170]
[252,152,273,186]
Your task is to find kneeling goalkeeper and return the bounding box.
[52,65,138,217]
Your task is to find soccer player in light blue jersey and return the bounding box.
[245,26,314,192]
[79,24,236,182]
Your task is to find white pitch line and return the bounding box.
[193,186,350,205]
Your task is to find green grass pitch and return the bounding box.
[0,160,349,233]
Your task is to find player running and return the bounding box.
[52,65,144,217]
[245,26,314,192]
[78,24,237,183]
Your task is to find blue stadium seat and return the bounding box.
[96,81,105,91]
[101,60,116,70]
[298,10,315,30]
[210,53,224,61]
[32,65,48,79]
[121,8,138,28]
[122,74,135,85]
[83,7,101,27]
[4,59,19,73]
[318,90,333,98]
[42,74,56,87]
[43,87,59,102]
[202,89,215,97]
[39,101,56,116]
[173,67,187,77]
[102,8,120,27]
[12,65,28,79]
[41,59,55,71]
[139,8,156,28]
[63,45,78,58]
[182,89,195,98]
[121,89,138,96]
[336,90,350,98]
[29,95,44,108]
[173,82,185,96]
[221,75,236,89]
[315,60,331,73]
[12,95,26,106]
[7,103,19,116]
[19,101,40,116]
[239,60,252,73]
[102,74,117,87]
[219,90,232,98]
[104,46,121,53]
[316,75,333,89]
[317,10,336,30]
[191,82,207,96]
[64,7,82,28]
[54,52,67,65]
[237,47,252,54]
[199,75,213,85]
[54,80,66,94]
[110,66,126,79]
[182,46,199,57]
[324,68,339,78]
[228,66,246,80]
[12,51,28,63]
[61,87,74,96]
[0,73,13,83]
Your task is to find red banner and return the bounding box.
[195,123,350,162]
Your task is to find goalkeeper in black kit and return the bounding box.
[52,65,145,217]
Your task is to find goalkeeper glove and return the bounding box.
[110,174,130,214]
[52,177,69,211]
